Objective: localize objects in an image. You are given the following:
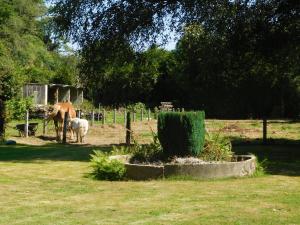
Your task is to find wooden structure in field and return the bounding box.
[22,83,83,105]
[159,102,174,111]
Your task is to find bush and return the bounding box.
[90,151,126,181]
[127,102,146,112]
[158,111,205,157]
[6,97,33,121]
[74,99,95,112]
[129,131,163,163]
[200,132,233,161]
[112,131,163,163]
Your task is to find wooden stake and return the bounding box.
[263,118,267,145]
[43,111,47,135]
[25,110,29,138]
[113,108,117,124]
[62,111,69,144]
[91,110,94,126]
[148,109,150,121]
[133,112,136,122]
[124,109,127,127]
[126,112,131,145]
[102,109,105,125]
[141,109,143,121]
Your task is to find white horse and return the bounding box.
[69,118,89,143]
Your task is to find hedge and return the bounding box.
[157,111,205,157]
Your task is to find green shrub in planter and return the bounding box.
[90,151,126,181]
[200,132,233,161]
[129,131,163,163]
[158,111,205,157]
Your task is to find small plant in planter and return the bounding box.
[200,132,233,161]
[129,132,164,164]
[90,151,126,181]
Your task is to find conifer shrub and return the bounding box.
[157,111,205,157]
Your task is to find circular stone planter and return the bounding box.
[125,163,164,180]
[125,155,256,180]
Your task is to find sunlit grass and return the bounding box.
[2,119,299,224]
[0,143,299,224]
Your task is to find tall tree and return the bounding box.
[51,0,299,117]
[0,0,80,141]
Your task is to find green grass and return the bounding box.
[0,143,299,224]
[88,110,153,125]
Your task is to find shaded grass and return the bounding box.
[0,144,107,162]
[233,144,300,176]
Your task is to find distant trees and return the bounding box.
[0,0,80,140]
[50,0,299,118]
[79,41,171,105]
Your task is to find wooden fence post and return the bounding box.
[102,109,105,125]
[263,118,267,145]
[0,99,5,142]
[24,110,29,138]
[141,109,143,121]
[91,110,94,126]
[148,109,150,121]
[126,112,131,145]
[43,111,47,135]
[113,108,117,124]
[62,111,69,144]
[133,112,136,122]
[124,109,127,127]
[98,104,101,121]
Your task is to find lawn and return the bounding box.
[0,142,299,225]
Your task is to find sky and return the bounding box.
[46,1,179,52]
[162,39,177,50]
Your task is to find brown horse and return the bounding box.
[47,102,76,141]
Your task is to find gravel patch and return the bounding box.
[170,157,224,164]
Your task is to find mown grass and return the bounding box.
[0,142,299,225]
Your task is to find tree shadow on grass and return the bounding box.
[232,138,300,176]
[231,137,300,146]
[0,143,114,162]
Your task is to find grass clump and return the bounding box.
[200,132,233,161]
[90,150,126,181]
[251,157,267,177]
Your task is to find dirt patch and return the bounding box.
[219,124,260,134]
[7,121,157,146]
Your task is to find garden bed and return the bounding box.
[125,155,256,180]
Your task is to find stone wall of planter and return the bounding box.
[125,155,256,180]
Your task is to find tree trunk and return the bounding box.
[0,99,5,142]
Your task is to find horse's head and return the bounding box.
[45,105,60,121]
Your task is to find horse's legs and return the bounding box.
[70,128,74,140]
[59,123,63,141]
[54,120,60,141]
[76,130,79,143]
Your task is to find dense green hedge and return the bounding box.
[157,111,205,157]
